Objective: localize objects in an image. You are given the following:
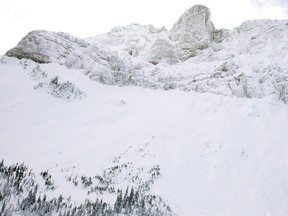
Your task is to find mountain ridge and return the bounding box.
[1,4,288,216]
[5,5,288,103]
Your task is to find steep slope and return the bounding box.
[6,5,288,103]
[170,5,215,60]
[86,24,178,65]
[1,4,288,216]
[1,55,288,216]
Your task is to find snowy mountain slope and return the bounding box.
[1,56,288,216]
[6,5,288,103]
[1,3,288,216]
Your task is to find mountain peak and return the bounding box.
[3,5,288,104]
[188,4,211,14]
[170,4,215,60]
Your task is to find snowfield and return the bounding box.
[1,4,288,216]
[1,56,288,215]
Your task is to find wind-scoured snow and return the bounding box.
[1,4,288,216]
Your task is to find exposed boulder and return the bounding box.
[170,4,215,60]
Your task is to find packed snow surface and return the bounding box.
[1,56,288,215]
[1,4,288,216]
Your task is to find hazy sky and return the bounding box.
[0,0,287,54]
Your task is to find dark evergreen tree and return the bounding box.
[114,189,123,213]
[0,191,3,202]
[1,200,6,214]
[0,159,4,170]
[134,190,140,207]
[139,198,146,216]
[0,160,174,216]
[122,186,129,209]
[128,187,134,207]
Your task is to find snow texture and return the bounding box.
[1,4,288,216]
[5,5,288,104]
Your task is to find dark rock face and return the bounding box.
[6,30,54,63]
[6,47,50,63]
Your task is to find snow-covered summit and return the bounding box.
[4,5,288,103]
[2,4,288,216]
[170,5,215,60]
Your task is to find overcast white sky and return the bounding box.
[0,0,287,54]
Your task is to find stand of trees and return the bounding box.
[0,160,174,216]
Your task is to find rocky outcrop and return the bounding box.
[86,24,179,64]
[6,30,110,69]
[148,38,179,65]
[6,6,216,66]
[170,5,215,60]
[3,5,288,103]
[6,47,50,64]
